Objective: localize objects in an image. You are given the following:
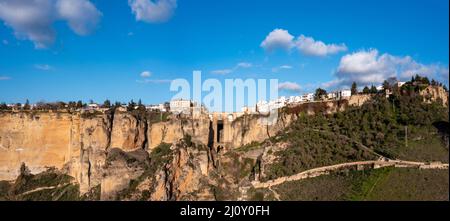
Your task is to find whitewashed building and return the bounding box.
[86,103,100,110]
[146,103,167,112]
[336,90,351,99]
[302,93,314,102]
[170,99,193,114]
[327,92,336,100]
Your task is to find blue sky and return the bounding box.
[0,0,449,106]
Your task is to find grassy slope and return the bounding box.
[264,94,449,181]
[268,167,449,201]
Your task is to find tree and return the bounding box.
[314,88,327,101]
[382,80,390,91]
[19,162,30,176]
[444,85,449,92]
[351,82,358,95]
[103,99,111,108]
[431,79,437,86]
[76,100,83,109]
[128,99,136,111]
[0,102,7,110]
[56,101,66,110]
[370,85,378,94]
[362,86,370,94]
[24,99,30,110]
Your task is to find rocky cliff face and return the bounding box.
[0,93,392,199]
[0,112,72,180]
[148,115,210,150]
[0,109,284,198]
[420,85,449,107]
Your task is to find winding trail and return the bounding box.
[17,181,75,197]
[252,159,449,189]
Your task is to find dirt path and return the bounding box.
[18,181,75,196]
[252,160,449,189]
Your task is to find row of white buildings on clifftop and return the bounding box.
[241,89,352,114]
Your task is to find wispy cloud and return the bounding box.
[136,79,172,84]
[136,70,170,83]
[0,76,11,80]
[236,62,253,68]
[34,64,53,71]
[272,65,292,73]
[211,62,253,75]
[211,69,233,75]
[278,81,301,92]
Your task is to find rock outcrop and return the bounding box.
[7,90,444,199]
[0,97,362,190]
[420,85,449,107]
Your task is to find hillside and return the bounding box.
[0,84,448,201]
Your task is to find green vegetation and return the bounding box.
[314,88,327,101]
[222,151,256,180]
[357,168,449,200]
[80,110,103,118]
[266,76,448,181]
[286,93,448,160]
[264,128,377,180]
[235,141,262,152]
[271,167,449,201]
[0,166,81,201]
[351,81,358,95]
[115,142,173,200]
[80,184,101,201]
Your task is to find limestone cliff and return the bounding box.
[0,98,357,187]
[0,92,410,199]
[420,85,449,107]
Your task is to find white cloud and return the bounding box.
[211,62,253,75]
[0,76,11,80]
[35,64,53,70]
[0,0,102,48]
[320,79,344,89]
[279,65,292,69]
[278,81,301,92]
[261,29,347,56]
[211,69,233,75]
[128,0,177,23]
[272,65,292,73]
[260,29,294,52]
[335,49,449,86]
[140,71,152,78]
[56,0,102,35]
[296,35,347,56]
